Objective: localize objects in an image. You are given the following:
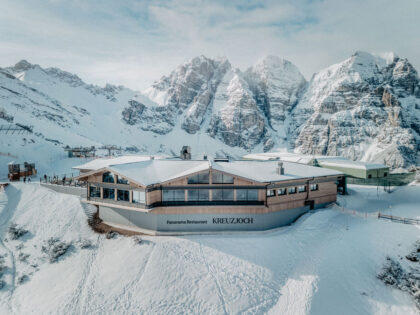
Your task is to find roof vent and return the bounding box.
[150,156,155,160]
[276,161,284,175]
[203,155,208,160]
[214,156,229,162]
[180,146,191,160]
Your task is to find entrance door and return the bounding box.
[305,200,315,210]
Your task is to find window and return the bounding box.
[212,172,234,184]
[247,189,258,200]
[187,172,209,184]
[368,174,372,179]
[288,187,296,194]
[212,189,234,201]
[237,189,259,201]
[310,184,319,191]
[266,189,275,197]
[102,172,114,183]
[298,185,307,193]
[89,185,100,198]
[188,189,209,201]
[103,187,115,199]
[163,189,185,202]
[277,188,286,196]
[384,172,388,177]
[117,176,129,185]
[117,190,130,201]
[132,191,145,203]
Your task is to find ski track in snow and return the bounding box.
[199,243,228,315]
[0,185,20,312]
[65,234,101,315]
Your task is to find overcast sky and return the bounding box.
[0,0,419,90]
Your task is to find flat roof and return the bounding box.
[212,160,342,182]
[98,159,343,186]
[243,152,388,170]
[318,159,388,170]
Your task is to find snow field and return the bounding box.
[0,183,418,314]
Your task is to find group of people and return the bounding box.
[39,174,72,185]
[21,174,74,185]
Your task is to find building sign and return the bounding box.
[213,217,254,224]
[166,217,254,225]
[167,220,208,225]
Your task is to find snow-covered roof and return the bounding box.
[80,159,342,186]
[109,160,210,186]
[317,159,388,170]
[211,160,342,182]
[72,155,170,171]
[243,152,388,170]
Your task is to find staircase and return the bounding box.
[81,202,97,224]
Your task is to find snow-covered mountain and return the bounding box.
[0,52,419,174]
[291,52,420,169]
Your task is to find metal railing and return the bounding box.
[41,172,86,187]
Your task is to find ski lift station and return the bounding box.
[243,152,389,180]
[73,147,346,235]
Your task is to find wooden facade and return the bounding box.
[78,166,342,215]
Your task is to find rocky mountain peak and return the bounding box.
[13,59,36,72]
[291,51,419,168]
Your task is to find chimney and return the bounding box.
[180,146,191,160]
[276,161,284,175]
[150,156,155,160]
[203,155,208,160]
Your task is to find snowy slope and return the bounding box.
[0,183,419,314]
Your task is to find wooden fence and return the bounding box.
[378,213,420,225]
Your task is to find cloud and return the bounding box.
[0,0,418,90]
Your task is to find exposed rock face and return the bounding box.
[290,52,420,168]
[1,54,419,169]
[127,55,306,149]
[138,56,232,135]
[207,71,266,149]
[245,56,306,131]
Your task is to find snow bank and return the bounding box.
[0,183,418,314]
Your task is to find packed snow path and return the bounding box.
[0,183,418,314]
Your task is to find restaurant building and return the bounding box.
[75,158,343,235]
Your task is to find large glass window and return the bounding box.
[102,172,114,183]
[247,189,258,200]
[212,189,233,201]
[89,185,100,198]
[188,189,209,201]
[288,187,297,194]
[132,191,145,203]
[117,176,129,185]
[103,187,115,199]
[212,172,234,184]
[187,172,209,184]
[117,190,130,201]
[163,189,185,201]
[237,189,258,201]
